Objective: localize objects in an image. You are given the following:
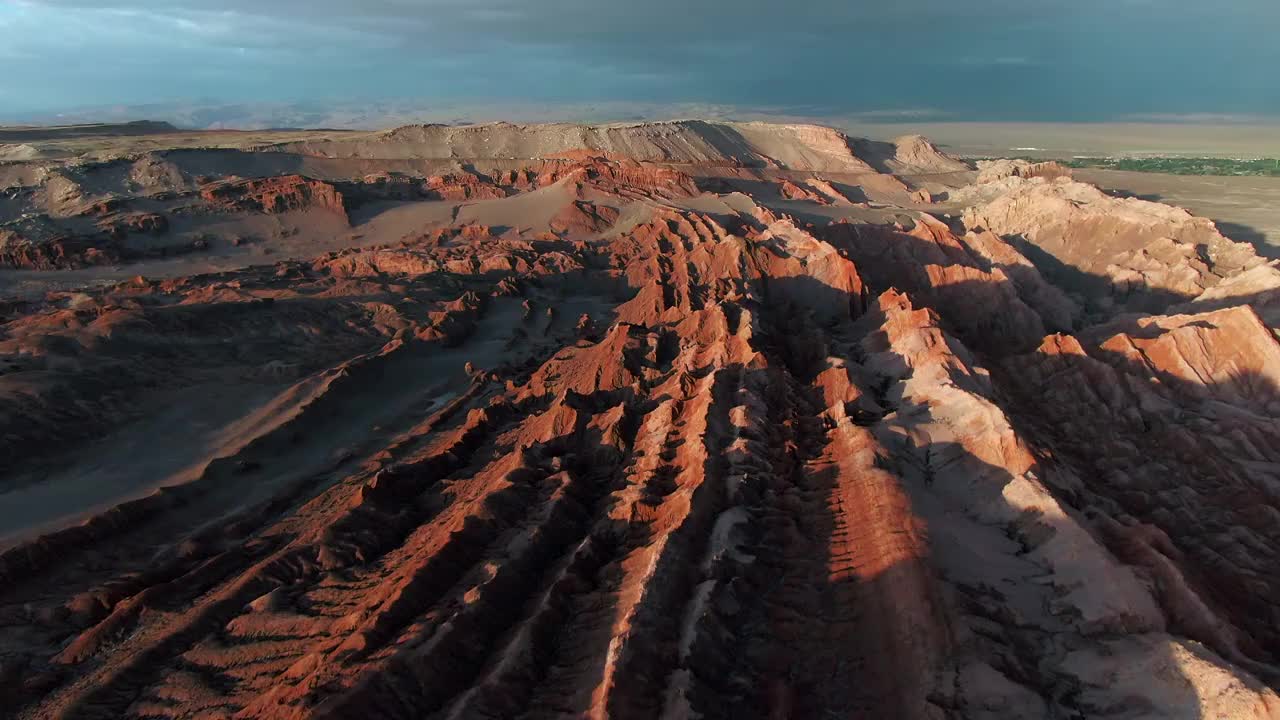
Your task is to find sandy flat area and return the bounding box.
[847,122,1280,159]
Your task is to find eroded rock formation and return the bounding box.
[199,174,348,217]
[0,121,1278,720]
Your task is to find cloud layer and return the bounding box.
[3,0,1277,120]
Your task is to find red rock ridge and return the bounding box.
[200,174,348,219]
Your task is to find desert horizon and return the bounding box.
[9,112,1280,157]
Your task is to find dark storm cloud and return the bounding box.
[3,0,1278,119]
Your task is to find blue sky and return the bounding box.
[1,0,1277,122]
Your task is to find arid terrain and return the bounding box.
[1073,169,1280,258]
[2,119,1280,719]
[848,121,1280,160]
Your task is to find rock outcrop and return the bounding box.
[0,229,119,269]
[199,174,348,218]
[963,176,1267,315]
[976,158,1072,184]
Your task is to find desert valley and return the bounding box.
[1,118,1279,719]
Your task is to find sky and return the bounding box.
[1,0,1278,124]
